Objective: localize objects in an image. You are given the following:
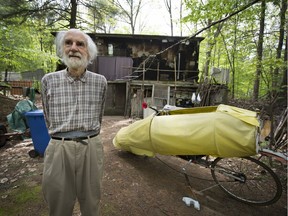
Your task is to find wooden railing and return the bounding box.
[8,81,33,95]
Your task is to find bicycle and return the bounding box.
[113,103,285,207]
[179,153,283,207]
[163,105,285,206]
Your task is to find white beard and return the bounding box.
[63,53,89,69]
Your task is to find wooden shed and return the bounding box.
[86,33,205,117]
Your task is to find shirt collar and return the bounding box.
[65,68,87,83]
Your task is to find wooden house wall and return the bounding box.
[90,35,202,83]
[86,34,204,116]
[105,82,127,116]
[96,56,133,81]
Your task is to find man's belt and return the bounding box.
[51,133,98,141]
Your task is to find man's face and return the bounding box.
[62,31,89,69]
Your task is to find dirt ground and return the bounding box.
[0,95,287,216]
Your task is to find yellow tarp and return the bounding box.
[113,104,259,158]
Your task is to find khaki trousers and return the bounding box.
[42,135,104,216]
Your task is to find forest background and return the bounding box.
[0,0,287,108]
[0,1,287,215]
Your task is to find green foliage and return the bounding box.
[0,0,118,75]
[183,0,286,100]
[0,81,11,88]
[33,79,41,92]
[84,0,119,33]
[0,18,58,73]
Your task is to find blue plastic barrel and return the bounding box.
[25,110,50,156]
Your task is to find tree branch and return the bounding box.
[155,0,261,56]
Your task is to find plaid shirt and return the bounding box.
[41,69,107,135]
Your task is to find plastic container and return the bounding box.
[25,110,50,157]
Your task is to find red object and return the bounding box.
[142,102,148,109]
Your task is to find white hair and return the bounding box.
[55,29,97,64]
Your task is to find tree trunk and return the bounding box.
[253,0,265,101]
[180,0,182,36]
[220,14,239,99]
[203,21,224,77]
[278,0,287,102]
[282,35,287,102]
[70,0,77,28]
[203,19,212,77]
[164,0,173,36]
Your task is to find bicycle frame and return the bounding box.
[182,156,249,183]
[258,149,287,164]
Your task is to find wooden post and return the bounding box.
[174,57,177,102]
[157,62,159,82]
[3,69,8,96]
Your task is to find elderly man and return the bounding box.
[41,29,107,216]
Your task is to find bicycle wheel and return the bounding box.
[211,157,282,206]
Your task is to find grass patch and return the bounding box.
[15,185,41,203]
[102,203,117,215]
[0,183,48,216]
